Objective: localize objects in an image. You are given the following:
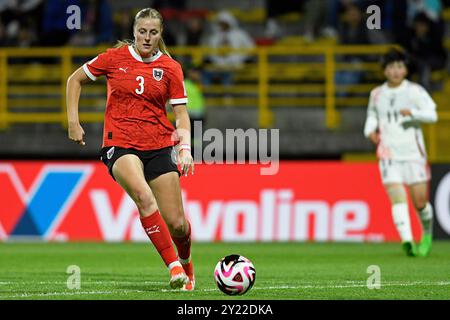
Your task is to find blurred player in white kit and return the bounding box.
[364,48,438,257]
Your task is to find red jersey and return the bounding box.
[82,45,188,151]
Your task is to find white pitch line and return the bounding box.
[161,281,450,293]
[0,280,166,285]
[2,289,149,299]
[2,281,450,299]
[264,281,450,290]
[5,291,117,298]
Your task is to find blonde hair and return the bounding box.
[114,8,171,58]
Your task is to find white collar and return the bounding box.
[128,45,162,63]
[383,79,408,91]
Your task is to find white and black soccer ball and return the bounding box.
[214,254,256,295]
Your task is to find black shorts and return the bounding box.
[100,146,180,181]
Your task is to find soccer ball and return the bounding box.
[214,254,256,295]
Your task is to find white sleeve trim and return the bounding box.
[410,107,438,123]
[170,97,188,105]
[82,63,97,81]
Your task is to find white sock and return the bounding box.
[392,203,413,242]
[168,261,182,271]
[419,202,433,235]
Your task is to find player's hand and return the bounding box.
[400,109,412,116]
[369,132,380,145]
[68,122,86,146]
[179,149,194,176]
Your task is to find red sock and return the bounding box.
[140,211,178,267]
[172,220,192,261]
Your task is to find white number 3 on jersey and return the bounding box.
[135,76,144,94]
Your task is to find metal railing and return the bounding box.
[0,45,449,161]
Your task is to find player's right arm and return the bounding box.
[66,66,91,146]
[66,50,111,146]
[364,88,380,145]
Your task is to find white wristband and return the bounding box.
[179,144,191,152]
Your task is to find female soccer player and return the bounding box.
[364,48,438,257]
[66,8,195,290]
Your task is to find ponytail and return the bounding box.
[158,38,171,58]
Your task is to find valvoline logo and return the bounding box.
[0,163,93,240]
[0,161,421,242]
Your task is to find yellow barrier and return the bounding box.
[0,45,397,128]
[0,50,7,129]
[0,45,449,161]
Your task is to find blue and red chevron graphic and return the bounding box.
[0,164,92,239]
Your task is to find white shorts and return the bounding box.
[378,159,430,185]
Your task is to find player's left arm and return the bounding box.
[173,104,194,176]
[170,61,193,176]
[400,86,438,123]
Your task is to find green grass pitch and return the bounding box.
[1,241,449,300]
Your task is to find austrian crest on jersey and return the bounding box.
[153,68,164,81]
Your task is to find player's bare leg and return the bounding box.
[112,155,185,288]
[385,183,417,256]
[149,171,194,290]
[409,182,433,257]
[112,155,158,216]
